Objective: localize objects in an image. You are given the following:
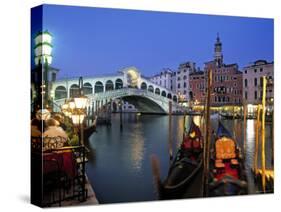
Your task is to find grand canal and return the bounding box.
[85,113,273,204]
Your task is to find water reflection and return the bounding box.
[86,113,273,203]
[129,122,145,173]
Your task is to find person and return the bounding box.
[53,114,67,131]
[31,118,42,137]
[43,118,68,151]
[31,118,44,152]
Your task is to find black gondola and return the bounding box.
[209,122,248,196]
[159,120,203,199]
[219,112,241,119]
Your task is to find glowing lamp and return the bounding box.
[71,112,85,125]
[61,103,69,110]
[74,96,89,109]
[34,30,53,66]
[35,31,52,45]
[69,100,76,110]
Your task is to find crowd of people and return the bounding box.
[31,112,69,151]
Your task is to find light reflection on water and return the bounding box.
[86,113,273,203]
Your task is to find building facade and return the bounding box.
[149,62,197,104]
[176,61,196,102]
[242,60,274,105]
[149,68,174,91]
[204,35,243,106]
[189,70,205,105]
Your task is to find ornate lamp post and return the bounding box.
[34,30,53,110]
[62,77,89,146]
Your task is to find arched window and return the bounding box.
[173,95,177,102]
[70,84,79,98]
[83,82,93,95]
[161,90,166,97]
[148,85,154,92]
[105,80,114,91]
[155,88,160,95]
[94,81,104,93]
[55,86,67,100]
[115,79,123,89]
[167,93,172,99]
[141,82,147,90]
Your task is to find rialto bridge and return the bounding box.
[51,67,182,114]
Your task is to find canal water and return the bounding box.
[86,113,273,204]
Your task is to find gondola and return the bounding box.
[219,112,241,119]
[209,122,248,196]
[186,110,203,116]
[159,120,203,199]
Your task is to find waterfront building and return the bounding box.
[189,70,205,105]
[204,35,243,106]
[242,60,274,112]
[149,68,174,91]
[176,61,197,103]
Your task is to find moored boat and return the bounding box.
[219,112,241,119]
[159,120,203,199]
[186,110,203,116]
[209,122,248,196]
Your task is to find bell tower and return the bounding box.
[214,33,223,67]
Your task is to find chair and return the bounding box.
[215,137,236,160]
[43,152,64,206]
[215,159,225,174]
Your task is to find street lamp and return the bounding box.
[34,30,53,110]
[66,77,89,145]
[74,77,89,109]
[70,110,85,126]
[34,30,53,66]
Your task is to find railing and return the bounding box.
[31,137,88,207]
[89,88,176,104]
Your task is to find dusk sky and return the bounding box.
[31,4,273,79]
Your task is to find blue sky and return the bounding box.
[31,4,273,79]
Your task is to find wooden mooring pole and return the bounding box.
[261,76,267,192]
[243,102,247,156]
[254,105,261,174]
[271,108,274,166]
[233,106,236,141]
[168,101,173,163]
[203,69,212,197]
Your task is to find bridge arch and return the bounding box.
[105,80,114,91]
[55,86,67,100]
[161,90,166,97]
[155,88,160,95]
[167,93,172,99]
[173,95,178,102]
[141,82,147,90]
[70,84,79,97]
[83,82,93,95]
[115,78,123,89]
[121,95,166,114]
[95,81,104,93]
[148,85,154,92]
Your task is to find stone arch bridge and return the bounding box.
[51,67,181,114]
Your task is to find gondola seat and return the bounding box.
[230,159,239,169]
[215,160,225,174]
[215,137,236,160]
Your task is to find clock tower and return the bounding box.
[214,33,223,67]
